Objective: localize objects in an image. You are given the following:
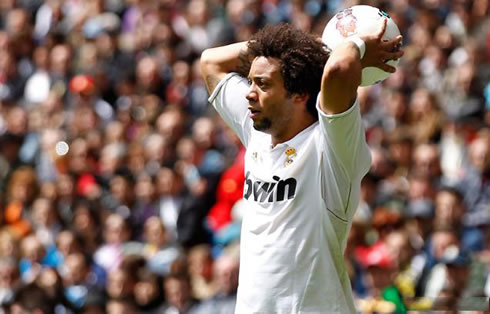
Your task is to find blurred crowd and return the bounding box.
[0,0,488,313]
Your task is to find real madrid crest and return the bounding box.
[284,147,296,167]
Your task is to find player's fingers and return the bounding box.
[391,36,403,51]
[378,62,396,73]
[381,35,403,51]
[376,18,387,39]
[392,50,404,59]
[380,50,404,61]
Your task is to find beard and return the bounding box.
[252,117,272,131]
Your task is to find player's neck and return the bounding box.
[271,114,316,147]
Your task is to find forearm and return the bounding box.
[200,41,250,94]
[320,41,362,115]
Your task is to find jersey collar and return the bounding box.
[269,121,319,151]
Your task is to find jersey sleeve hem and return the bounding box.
[316,96,359,120]
[208,72,241,105]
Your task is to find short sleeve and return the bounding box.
[208,73,253,147]
[316,98,371,180]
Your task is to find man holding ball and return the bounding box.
[200,13,403,314]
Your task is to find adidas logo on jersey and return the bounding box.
[244,171,297,203]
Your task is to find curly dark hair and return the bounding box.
[246,23,329,119]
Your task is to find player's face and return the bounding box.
[246,56,295,135]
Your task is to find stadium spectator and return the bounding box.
[187,244,216,300]
[0,257,19,306]
[133,268,164,313]
[160,273,199,314]
[192,252,239,314]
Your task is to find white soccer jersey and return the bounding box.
[209,73,371,314]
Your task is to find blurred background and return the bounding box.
[0,0,488,313]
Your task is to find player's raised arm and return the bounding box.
[200,42,251,95]
[320,19,403,115]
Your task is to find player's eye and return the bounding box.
[257,80,267,89]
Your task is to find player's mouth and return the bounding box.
[249,108,261,119]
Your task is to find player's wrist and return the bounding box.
[346,36,366,60]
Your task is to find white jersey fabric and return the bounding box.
[209,73,371,314]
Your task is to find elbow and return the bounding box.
[200,48,222,81]
[200,49,213,75]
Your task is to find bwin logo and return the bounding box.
[244,171,297,202]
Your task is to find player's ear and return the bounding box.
[293,93,309,105]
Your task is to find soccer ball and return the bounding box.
[321,5,401,86]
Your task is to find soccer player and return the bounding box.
[200,20,403,313]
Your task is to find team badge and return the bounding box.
[284,147,296,167]
[335,8,357,38]
[252,151,258,161]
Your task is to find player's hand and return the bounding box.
[360,18,404,72]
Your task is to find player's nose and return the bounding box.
[246,85,258,103]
